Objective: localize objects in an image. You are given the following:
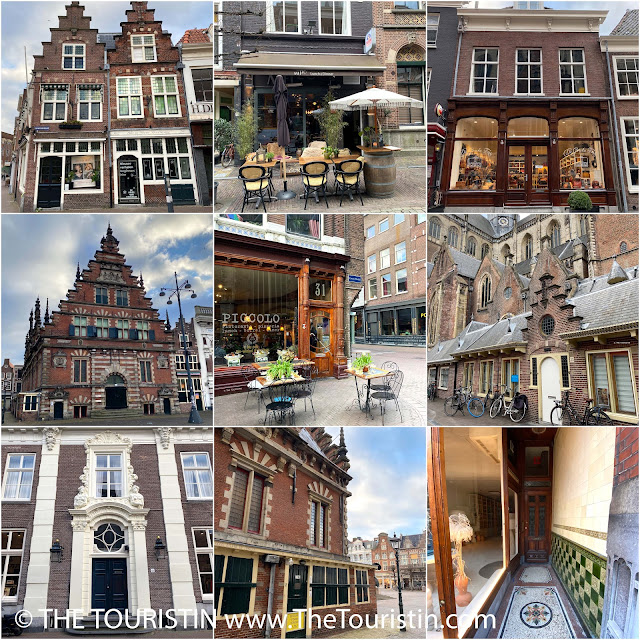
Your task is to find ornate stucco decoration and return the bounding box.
[42,426,60,451]
[97,265,126,284]
[155,427,172,449]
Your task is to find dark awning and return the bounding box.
[234,52,386,76]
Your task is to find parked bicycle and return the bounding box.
[428,381,437,400]
[467,387,496,418]
[444,386,472,417]
[489,384,528,422]
[221,142,235,167]
[549,390,613,425]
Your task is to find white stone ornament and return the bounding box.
[43,426,60,450]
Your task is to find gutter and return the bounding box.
[105,48,113,209]
[559,321,638,340]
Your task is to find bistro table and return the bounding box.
[346,366,390,418]
[356,145,401,198]
[257,373,306,425]
[251,359,313,373]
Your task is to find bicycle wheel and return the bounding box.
[467,397,485,418]
[489,398,502,419]
[510,401,527,423]
[550,406,568,425]
[221,151,232,167]
[443,397,456,417]
[586,407,613,425]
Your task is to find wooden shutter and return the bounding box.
[108,327,118,339]
[220,556,254,615]
[228,469,248,529]
[312,566,325,606]
[69,323,75,336]
[247,474,264,533]
[129,328,138,340]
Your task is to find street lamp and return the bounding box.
[159,272,203,424]
[389,532,406,632]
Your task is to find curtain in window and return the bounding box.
[613,355,635,413]
[4,472,19,498]
[184,469,199,498]
[18,472,32,499]
[592,356,610,408]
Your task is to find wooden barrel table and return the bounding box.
[359,147,398,198]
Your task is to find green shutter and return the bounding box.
[214,555,225,610]
[220,556,254,615]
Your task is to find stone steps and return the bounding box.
[90,408,143,419]
[64,616,156,635]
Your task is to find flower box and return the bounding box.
[59,123,82,130]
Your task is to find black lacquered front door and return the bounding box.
[286,564,308,638]
[92,558,127,612]
[118,155,140,203]
[37,157,62,208]
[106,387,127,409]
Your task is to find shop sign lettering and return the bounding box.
[222,313,280,323]
[292,70,335,76]
[562,146,595,158]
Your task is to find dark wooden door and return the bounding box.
[106,387,127,409]
[163,398,171,414]
[506,143,550,205]
[310,309,333,377]
[286,564,308,638]
[92,558,127,612]
[53,402,63,420]
[37,157,62,208]
[524,491,551,562]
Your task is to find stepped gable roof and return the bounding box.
[609,9,639,36]
[449,247,482,278]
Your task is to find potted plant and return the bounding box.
[358,126,376,148]
[237,97,257,161]
[318,89,347,152]
[91,168,100,188]
[267,360,294,381]
[449,512,474,607]
[59,120,82,130]
[568,190,598,212]
[352,353,373,373]
[66,171,76,190]
[266,151,275,162]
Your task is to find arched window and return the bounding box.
[507,117,549,137]
[466,237,477,256]
[448,227,458,249]
[481,244,490,259]
[621,241,628,252]
[501,244,511,264]
[481,276,492,307]
[579,215,588,236]
[523,234,533,260]
[396,44,425,125]
[428,295,439,346]
[428,217,441,239]
[550,223,561,248]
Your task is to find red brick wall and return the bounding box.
[591,213,639,275]
[614,427,639,487]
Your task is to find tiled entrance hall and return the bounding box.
[489,564,588,639]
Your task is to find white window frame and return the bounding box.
[427,68,431,95]
[95,453,123,498]
[131,33,157,63]
[438,366,449,390]
[367,254,376,274]
[40,86,68,123]
[1,530,26,603]
[368,277,377,300]
[2,454,35,501]
[613,56,639,100]
[396,268,408,294]
[181,452,213,499]
[427,13,439,47]
[380,247,390,270]
[381,273,392,297]
[192,528,214,600]
[620,116,639,194]
[395,241,406,264]
[318,0,351,36]
[116,76,144,119]
[151,75,181,118]
[379,217,389,233]
[22,395,38,412]
[76,85,103,121]
[266,0,302,34]
[514,48,543,95]
[559,49,588,95]
[176,354,186,370]
[469,48,499,95]
[139,359,153,383]
[62,43,85,70]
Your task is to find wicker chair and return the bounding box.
[300,161,330,209]
[333,159,364,206]
[238,166,270,213]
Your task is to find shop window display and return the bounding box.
[214,265,298,366]
[450,118,498,190]
[558,118,605,190]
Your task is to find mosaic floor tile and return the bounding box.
[521,566,552,583]
[498,586,576,639]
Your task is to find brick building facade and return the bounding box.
[214,427,377,638]
[16,224,181,421]
[371,1,426,152]
[356,213,426,344]
[428,214,639,425]
[106,1,199,206]
[1,427,212,631]
[173,317,205,412]
[370,532,396,589]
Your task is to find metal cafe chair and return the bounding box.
[290,375,318,418]
[370,361,399,393]
[300,161,330,209]
[333,159,364,206]
[264,383,296,425]
[370,370,404,425]
[238,166,270,213]
[241,366,264,413]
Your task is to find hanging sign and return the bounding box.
[364,28,376,54]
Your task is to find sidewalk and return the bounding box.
[427,396,539,426]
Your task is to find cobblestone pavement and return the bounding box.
[427,396,538,426]
[326,589,426,639]
[214,344,426,427]
[2,410,213,427]
[213,156,426,214]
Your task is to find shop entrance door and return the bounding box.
[37,157,62,208]
[524,490,551,562]
[118,155,140,204]
[506,143,549,205]
[310,309,333,377]
[286,564,308,638]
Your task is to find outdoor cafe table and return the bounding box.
[346,366,390,417]
[251,359,313,373]
[256,373,306,424]
[297,154,362,166]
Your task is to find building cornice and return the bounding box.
[599,36,639,54]
[458,9,607,33]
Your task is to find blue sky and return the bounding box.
[1,1,212,133]
[472,1,637,35]
[323,427,426,541]
[1,214,213,364]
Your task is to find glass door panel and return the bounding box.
[531,146,549,192]
[508,145,526,191]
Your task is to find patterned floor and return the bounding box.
[521,566,552,583]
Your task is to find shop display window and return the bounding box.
[450,118,498,191]
[558,118,605,189]
[65,156,100,188]
[507,117,548,137]
[214,265,298,367]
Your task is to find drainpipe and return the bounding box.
[264,560,277,638]
[105,47,113,208]
[452,18,465,97]
[604,39,628,212]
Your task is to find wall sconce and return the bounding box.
[154,536,167,560]
[50,539,64,563]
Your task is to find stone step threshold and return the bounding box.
[64,616,156,635]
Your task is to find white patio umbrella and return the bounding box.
[329,87,424,140]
